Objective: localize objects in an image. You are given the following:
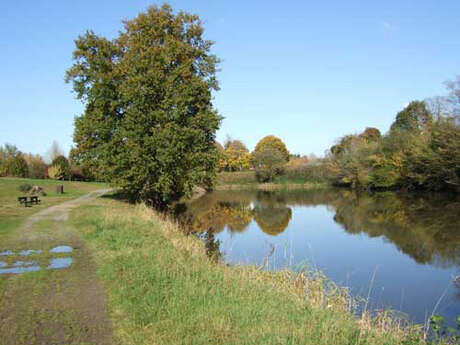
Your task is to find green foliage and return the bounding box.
[0,143,21,176]
[390,101,433,133]
[252,147,286,182]
[51,155,71,180]
[406,117,460,190]
[369,163,400,188]
[66,4,221,207]
[0,143,20,160]
[326,134,378,189]
[23,153,47,179]
[359,127,381,142]
[325,97,459,192]
[253,135,290,162]
[283,161,330,185]
[17,183,32,193]
[1,147,46,179]
[69,147,97,182]
[428,314,460,344]
[7,156,29,178]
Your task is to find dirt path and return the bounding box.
[24,188,112,228]
[0,189,112,345]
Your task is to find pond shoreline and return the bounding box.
[69,193,445,344]
[215,182,329,191]
[181,188,459,333]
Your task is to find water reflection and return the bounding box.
[178,188,460,325]
[50,246,73,254]
[253,192,292,235]
[47,258,73,270]
[180,189,460,269]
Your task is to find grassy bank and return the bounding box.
[0,177,107,237]
[70,194,430,345]
[216,171,328,191]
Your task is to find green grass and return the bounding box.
[0,177,108,236]
[70,196,428,345]
[216,171,328,190]
[216,171,258,185]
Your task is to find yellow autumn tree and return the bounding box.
[252,135,290,162]
[220,138,251,171]
[48,164,65,180]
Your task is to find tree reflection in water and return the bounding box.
[178,189,460,269]
[252,191,292,235]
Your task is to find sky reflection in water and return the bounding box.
[181,189,460,325]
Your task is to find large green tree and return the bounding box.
[66,4,221,207]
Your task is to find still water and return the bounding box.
[180,189,460,325]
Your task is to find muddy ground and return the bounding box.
[0,190,112,345]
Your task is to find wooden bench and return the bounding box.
[30,196,40,204]
[18,196,32,207]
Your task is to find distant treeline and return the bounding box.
[218,77,460,193]
[322,80,459,192]
[0,141,97,182]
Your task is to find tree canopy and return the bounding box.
[66,4,221,207]
[7,156,28,178]
[0,144,26,177]
[219,137,250,171]
[253,135,290,162]
[251,147,286,182]
[50,155,71,180]
[325,97,459,192]
[390,101,432,133]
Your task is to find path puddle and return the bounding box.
[19,249,42,256]
[50,246,73,253]
[0,266,41,274]
[0,245,74,274]
[47,258,73,270]
[12,261,36,267]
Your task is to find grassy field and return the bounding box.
[0,177,108,237]
[69,194,431,345]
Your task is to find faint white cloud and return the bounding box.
[382,21,396,32]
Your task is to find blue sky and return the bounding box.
[1,1,459,156]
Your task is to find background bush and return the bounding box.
[51,155,71,180]
[252,147,286,182]
[17,183,32,193]
[7,156,29,178]
[23,153,47,179]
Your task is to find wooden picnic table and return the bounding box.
[30,196,40,204]
[18,196,41,207]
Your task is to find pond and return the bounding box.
[179,188,460,326]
